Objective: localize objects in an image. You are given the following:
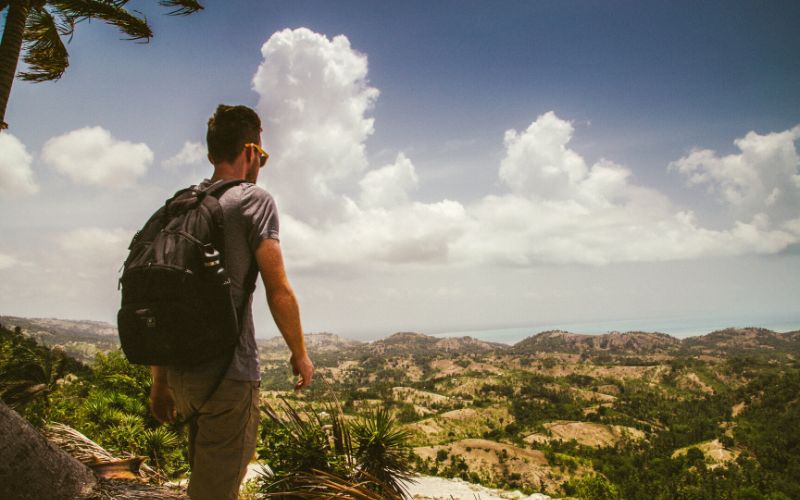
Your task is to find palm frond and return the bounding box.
[52,0,153,41]
[323,378,355,466]
[159,0,204,16]
[0,382,48,408]
[352,406,416,497]
[264,468,405,500]
[259,383,417,499]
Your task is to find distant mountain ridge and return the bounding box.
[681,327,800,356]
[366,331,508,356]
[2,315,798,359]
[512,327,800,357]
[511,330,681,355]
[257,332,364,353]
[0,316,117,337]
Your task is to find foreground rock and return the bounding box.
[0,401,186,499]
[0,400,96,500]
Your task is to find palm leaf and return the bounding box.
[263,468,405,500]
[52,0,153,41]
[159,0,204,16]
[0,382,48,408]
[323,378,355,466]
[352,406,415,497]
[259,383,416,498]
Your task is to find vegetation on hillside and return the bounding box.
[0,322,417,497]
[3,319,800,498]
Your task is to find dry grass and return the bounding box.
[405,406,513,446]
[523,421,645,448]
[414,438,575,494]
[392,387,453,406]
[677,372,715,394]
[672,439,740,468]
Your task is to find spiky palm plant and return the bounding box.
[0,341,67,419]
[0,0,203,129]
[259,392,416,499]
[140,425,183,475]
[351,406,415,497]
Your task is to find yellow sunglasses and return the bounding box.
[245,143,269,167]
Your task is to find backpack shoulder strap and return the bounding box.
[201,178,247,199]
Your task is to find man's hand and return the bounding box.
[149,382,176,424]
[290,352,314,390]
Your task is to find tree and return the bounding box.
[573,473,620,500]
[0,0,203,130]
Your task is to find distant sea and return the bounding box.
[429,314,800,345]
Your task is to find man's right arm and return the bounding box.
[255,238,313,389]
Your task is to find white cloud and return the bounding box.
[253,27,379,224]
[253,29,468,267]
[0,133,38,198]
[42,126,153,188]
[457,113,799,265]
[500,111,588,199]
[250,28,799,271]
[0,253,19,270]
[670,125,800,220]
[0,227,133,322]
[282,199,467,268]
[57,227,131,257]
[359,153,418,208]
[55,227,132,280]
[163,141,206,169]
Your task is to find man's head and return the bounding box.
[206,104,262,165]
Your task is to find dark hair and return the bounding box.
[206,104,262,164]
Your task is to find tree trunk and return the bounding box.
[0,400,97,500]
[0,0,29,130]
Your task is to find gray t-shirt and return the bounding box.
[199,179,279,381]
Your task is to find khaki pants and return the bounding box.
[167,358,260,500]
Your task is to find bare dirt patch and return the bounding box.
[406,406,513,445]
[439,408,481,421]
[414,438,574,495]
[392,387,453,406]
[445,376,501,398]
[595,384,622,396]
[524,421,645,448]
[429,359,466,377]
[678,372,715,394]
[385,356,425,381]
[672,439,740,468]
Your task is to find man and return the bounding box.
[149,104,314,500]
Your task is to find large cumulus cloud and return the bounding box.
[670,125,800,222]
[252,28,468,266]
[458,112,798,266]
[250,28,799,270]
[253,27,379,225]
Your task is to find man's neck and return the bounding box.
[210,163,245,182]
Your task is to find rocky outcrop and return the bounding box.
[0,400,96,500]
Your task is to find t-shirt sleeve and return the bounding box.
[240,185,280,252]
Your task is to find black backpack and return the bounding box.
[117,179,253,366]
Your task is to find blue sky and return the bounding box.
[1,1,799,340]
